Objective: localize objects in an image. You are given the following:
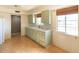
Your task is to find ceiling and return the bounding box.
[0,5,72,11]
[0,5,73,14]
[20,5,38,11]
[0,5,38,11]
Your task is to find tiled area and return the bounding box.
[0,35,66,53]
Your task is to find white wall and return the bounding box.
[21,14,28,36]
[4,14,11,40]
[0,13,11,42]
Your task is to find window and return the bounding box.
[36,17,42,25]
[57,15,65,32]
[32,13,43,25]
[57,14,78,36]
[66,14,78,36]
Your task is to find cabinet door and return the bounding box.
[28,28,31,37]
[30,29,33,39]
[28,15,33,24]
[25,28,29,36]
[38,31,45,42]
[42,10,49,25]
[35,30,41,42]
[26,28,31,37]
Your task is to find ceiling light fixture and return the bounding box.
[14,5,20,13]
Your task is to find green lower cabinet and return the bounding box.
[30,28,33,38]
[29,29,32,38]
[25,28,29,36]
[25,27,52,47]
[35,31,40,42]
[33,30,37,41]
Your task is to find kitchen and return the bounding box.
[0,5,79,53]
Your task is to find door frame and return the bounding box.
[11,15,21,36]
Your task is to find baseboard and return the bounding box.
[3,39,11,44]
[21,34,26,36]
[53,44,69,53]
[12,33,21,35]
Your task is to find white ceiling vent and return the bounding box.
[14,5,20,13]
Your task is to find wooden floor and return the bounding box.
[0,35,66,53]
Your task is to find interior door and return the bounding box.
[11,15,21,35]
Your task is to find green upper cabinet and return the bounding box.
[41,10,51,25]
[28,15,33,24]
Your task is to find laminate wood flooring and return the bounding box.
[0,35,67,53]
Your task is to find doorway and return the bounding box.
[11,15,21,37]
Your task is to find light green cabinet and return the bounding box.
[41,10,51,25]
[28,15,33,24]
[25,27,52,47]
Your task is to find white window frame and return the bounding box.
[57,13,78,36]
[57,15,66,32]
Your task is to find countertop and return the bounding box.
[26,26,51,32]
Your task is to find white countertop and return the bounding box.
[26,26,51,32]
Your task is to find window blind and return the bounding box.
[56,5,78,15]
